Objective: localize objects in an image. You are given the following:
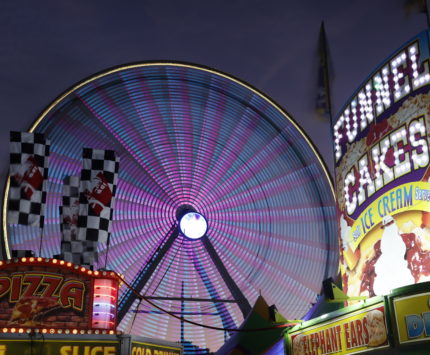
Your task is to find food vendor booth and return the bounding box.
[285,282,430,354]
[285,28,430,355]
[0,257,182,355]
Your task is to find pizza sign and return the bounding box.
[0,272,85,325]
[0,258,118,331]
[0,260,90,329]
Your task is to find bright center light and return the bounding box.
[179,212,207,239]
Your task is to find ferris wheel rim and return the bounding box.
[1,61,334,259]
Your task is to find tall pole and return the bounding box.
[424,0,430,27]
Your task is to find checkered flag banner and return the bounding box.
[61,240,98,268]
[78,148,119,243]
[8,131,50,227]
[60,175,80,242]
[59,175,99,267]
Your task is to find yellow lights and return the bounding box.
[0,257,119,276]
[0,327,104,335]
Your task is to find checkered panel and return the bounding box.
[8,132,50,227]
[77,148,119,243]
[59,175,99,267]
[60,241,98,267]
[11,250,35,258]
[60,175,80,242]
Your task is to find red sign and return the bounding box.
[0,258,118,332]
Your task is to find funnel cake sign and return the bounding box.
[334,30,430,300]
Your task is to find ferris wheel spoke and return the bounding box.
[184,240,236,331]
[76,89,178,202]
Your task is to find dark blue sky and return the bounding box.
[0,0,426,180]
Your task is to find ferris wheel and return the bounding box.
[4,62,338,352]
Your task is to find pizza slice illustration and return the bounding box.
[9,296,59,326]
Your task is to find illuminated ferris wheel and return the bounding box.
[4,62,338,352]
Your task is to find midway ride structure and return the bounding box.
[2,62,338,352]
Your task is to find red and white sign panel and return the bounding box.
[0,258,118,331]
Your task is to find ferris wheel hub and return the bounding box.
[177,205,208,240]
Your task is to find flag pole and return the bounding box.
[104,233,111,269]
[318,21,334,127]
[38,227,43,257]
[317,21,337,186]
[425,0,430,27]
[405,0,430,27]
[323,23,333,126]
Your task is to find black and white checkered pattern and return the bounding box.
[61,241,98,267]
[11,249,35,258]
[60,175,80,242]
[59,175,98,267]
[8,132,50,227]
[82,240,99,265]
[77,148,119,243]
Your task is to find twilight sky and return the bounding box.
[0,0,427,183]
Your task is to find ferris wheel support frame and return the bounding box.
[117,228,252,324]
